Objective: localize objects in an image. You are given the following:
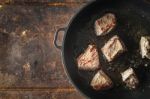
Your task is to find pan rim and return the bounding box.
[61,1,95,98]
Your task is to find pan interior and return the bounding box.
[64,0,150,99]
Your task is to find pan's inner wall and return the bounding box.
[64,0,150,99]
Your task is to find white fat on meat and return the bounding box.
[121,68,139,89]
[140,36,150,59]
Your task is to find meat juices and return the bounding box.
[95,13,116,36]
[90,70,113,90]
[101,35,127,62]
[121,68,139,89]
[77,45,100,71]
[140,36,150,59]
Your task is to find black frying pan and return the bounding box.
[54,0,150,98]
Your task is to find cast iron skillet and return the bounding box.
[54,0,150,98]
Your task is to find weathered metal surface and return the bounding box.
[0,91,84,99]
[0,0,89,98]
[0,0,92,5]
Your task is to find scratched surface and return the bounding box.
[0,0,91,4]
[0,0,91,99]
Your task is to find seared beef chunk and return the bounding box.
[77,44,100,71]
[90,70,113,91]
[101,35,127,62]
[121,68,139,89]
[95,13,116,36]
[140,36,150,59]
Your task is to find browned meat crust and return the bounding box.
[90,70,113,91]
[95,13,116,36]
[77,44,100,71]
[101,35,127,62]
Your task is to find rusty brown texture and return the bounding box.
[0,0,90,98]
[0,0,92,5]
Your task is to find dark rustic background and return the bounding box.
[0,0,93,99]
